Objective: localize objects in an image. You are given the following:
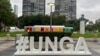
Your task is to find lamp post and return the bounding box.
[48,2,55,32]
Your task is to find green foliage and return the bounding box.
[65,19,80,31]
[18,15,43,28]
[72,32,94,38]
[18,15,90,32]
[18,15,88,32]
[85,19,100,32]
[94,19,100,32]
[18,15,66,28]
[0,32,7,37]
[72,32,100,38]
[0,31,26,37]
[28,32,72,41]
[0,0,16,31]
[42,15,50,25]
[0,31,100,38]
[53,16,66,25]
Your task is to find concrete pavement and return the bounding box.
[87,42,100,54]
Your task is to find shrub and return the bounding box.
[27,32,73,41]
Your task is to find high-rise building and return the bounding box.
[23,0,45,16]
[55,0,76,20]
[14,5,18,17]
[23,0,76,20]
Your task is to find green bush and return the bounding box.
[27,32,73,41]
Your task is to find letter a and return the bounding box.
[75,37,90,53]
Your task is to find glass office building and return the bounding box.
[55,0,76,20]
[23,0,45,16]
[23,0,76,20]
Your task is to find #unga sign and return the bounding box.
[14,36,91,56]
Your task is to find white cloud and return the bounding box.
[77,0,100,22]
[10,0,22,17]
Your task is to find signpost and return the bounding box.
[14,36,91,56]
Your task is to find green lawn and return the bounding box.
[72,32,100,38]
[0,32,100,38]
[0,31,27,37]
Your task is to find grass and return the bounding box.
[0,31,27,37]
[0,31,100,38]
[72,32,100,38]
[0,32,7,37]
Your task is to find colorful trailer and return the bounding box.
[25,25,73,33]
[25,25,73,41]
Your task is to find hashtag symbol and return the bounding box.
[16,36,29,52]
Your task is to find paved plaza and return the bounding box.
[0,39,100,56]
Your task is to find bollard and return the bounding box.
[6,33,10,41]
[93,33,98,42]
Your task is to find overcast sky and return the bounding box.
[10,0,100,22]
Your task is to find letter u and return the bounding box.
[30,36,43,52]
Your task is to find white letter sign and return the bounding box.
[75,37,89,52]
[45,36,57,52]
[30,36,43,52]
[15,36,91,56]
[59,36,74,52]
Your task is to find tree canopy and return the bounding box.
[0,0,16,31]
[18,15,66,28]
[0,0,16,25]
[18,15,91,31]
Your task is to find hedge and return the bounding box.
[27,32,73,41]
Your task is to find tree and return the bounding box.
[86,21,94,32]
[94,19,100,32]
[53,16,66,25]
[18,15,67,28]
[0,0,16,31]
[65,19,80,31]
[42,15,50,25]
